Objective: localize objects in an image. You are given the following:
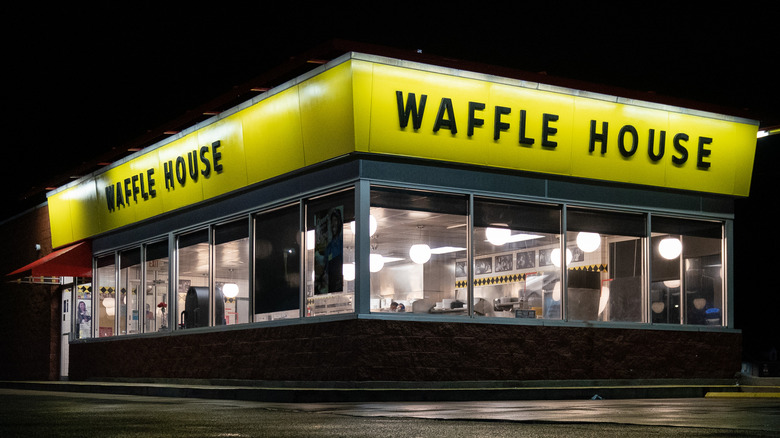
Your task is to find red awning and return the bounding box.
[6,241,92,278]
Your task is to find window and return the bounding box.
[254,205,301,321]
[566,208,646,322]
[215,219,249,325]
[369,187,468,315]
[144,241,169,332]
[74,280,93,340]
[473,198,562,319]
[177,229,211,329]
[119,248,142,335]
[95,255,116,337]
[305,189,355,316]
[651,217,723,325]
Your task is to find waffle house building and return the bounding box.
[29,51,758,382]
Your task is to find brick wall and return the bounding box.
[68,318,742,382]
[0,205,61,380]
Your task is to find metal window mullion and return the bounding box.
[561,204,568,322]
[140,244,147,333]
[209,225,215,327]
[248,214,255,324]
[299,199,306,318]
[643,214,652,324]
[679,241,686,325]
[168,233,176,331]
[114,251,120,335]
[723,220,732,328]
[355,180,371,315]
[467,194,474,318]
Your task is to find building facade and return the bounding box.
[11,51,759,382]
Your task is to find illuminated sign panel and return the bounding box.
[48,54,758,248]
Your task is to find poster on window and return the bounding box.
[76,299,92,339]
[314,205,344,294]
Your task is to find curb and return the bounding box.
[0,380,755,403]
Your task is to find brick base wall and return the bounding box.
[68,318,742,382]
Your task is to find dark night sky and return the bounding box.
[3,5,777,214]
[3,5,778,358]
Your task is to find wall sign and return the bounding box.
[47,54,758,248]
[103,141,223,212]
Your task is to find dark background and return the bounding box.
[2,5,778,365]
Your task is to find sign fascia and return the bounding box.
[47,53,758,248]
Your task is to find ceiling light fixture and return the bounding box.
[576,232,601,252]
[659,237,682,260]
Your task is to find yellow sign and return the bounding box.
[365,62,757,197]
[48,54,758,248]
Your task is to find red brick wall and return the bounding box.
[68,319,742,382]
[0,205,61,381]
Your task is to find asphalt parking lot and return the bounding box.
[1,388,779,437]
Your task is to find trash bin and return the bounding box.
[705,307,721,325]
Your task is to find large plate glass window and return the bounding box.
[305,189,355,316]
[473,198,562,319]
[177,229,211,329]
[119,248,142,335]
[254,205,301,321]
[369,187,468,315]
[144,241,169,332]
[566,208,646,322]
[651,217,723,325]
[215,219,249,325]
[95,254,116,337]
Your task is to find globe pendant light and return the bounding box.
[350,215,378,237]
[576,232,601,252]
[550,247,572,267]
[369,254,385,272]
[409,244,431,264]
[223,283,239,299]
[485,227,511,246]
[409,225,431,264]
[659,237,682,260]
[343,262,356,281]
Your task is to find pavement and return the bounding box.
[2,379,780,437]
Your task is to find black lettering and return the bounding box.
[116,182,125,207]
[396,91,427,130]
[212,141,223,173]
[187,150,199,181]
[467,101,485,136]
[147,168,156,198]
[164,160,175,189]
[176,156,186,185]
[200,146,211,177]
[618,125,638,157]
[648,129,666,161]
[131,174,140,202]
[105,185,115,212]
[672,133,689,165]
[123,178,132,204]
[697,136,713,169]
[518,110,535,146]
[590,121,609,153]
[541,113,559,148]
[493,106,511,140]
[433,98,457,134]
[139,172,148,200]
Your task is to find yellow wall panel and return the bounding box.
[242,87,306,185]
[299,62,356,165]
